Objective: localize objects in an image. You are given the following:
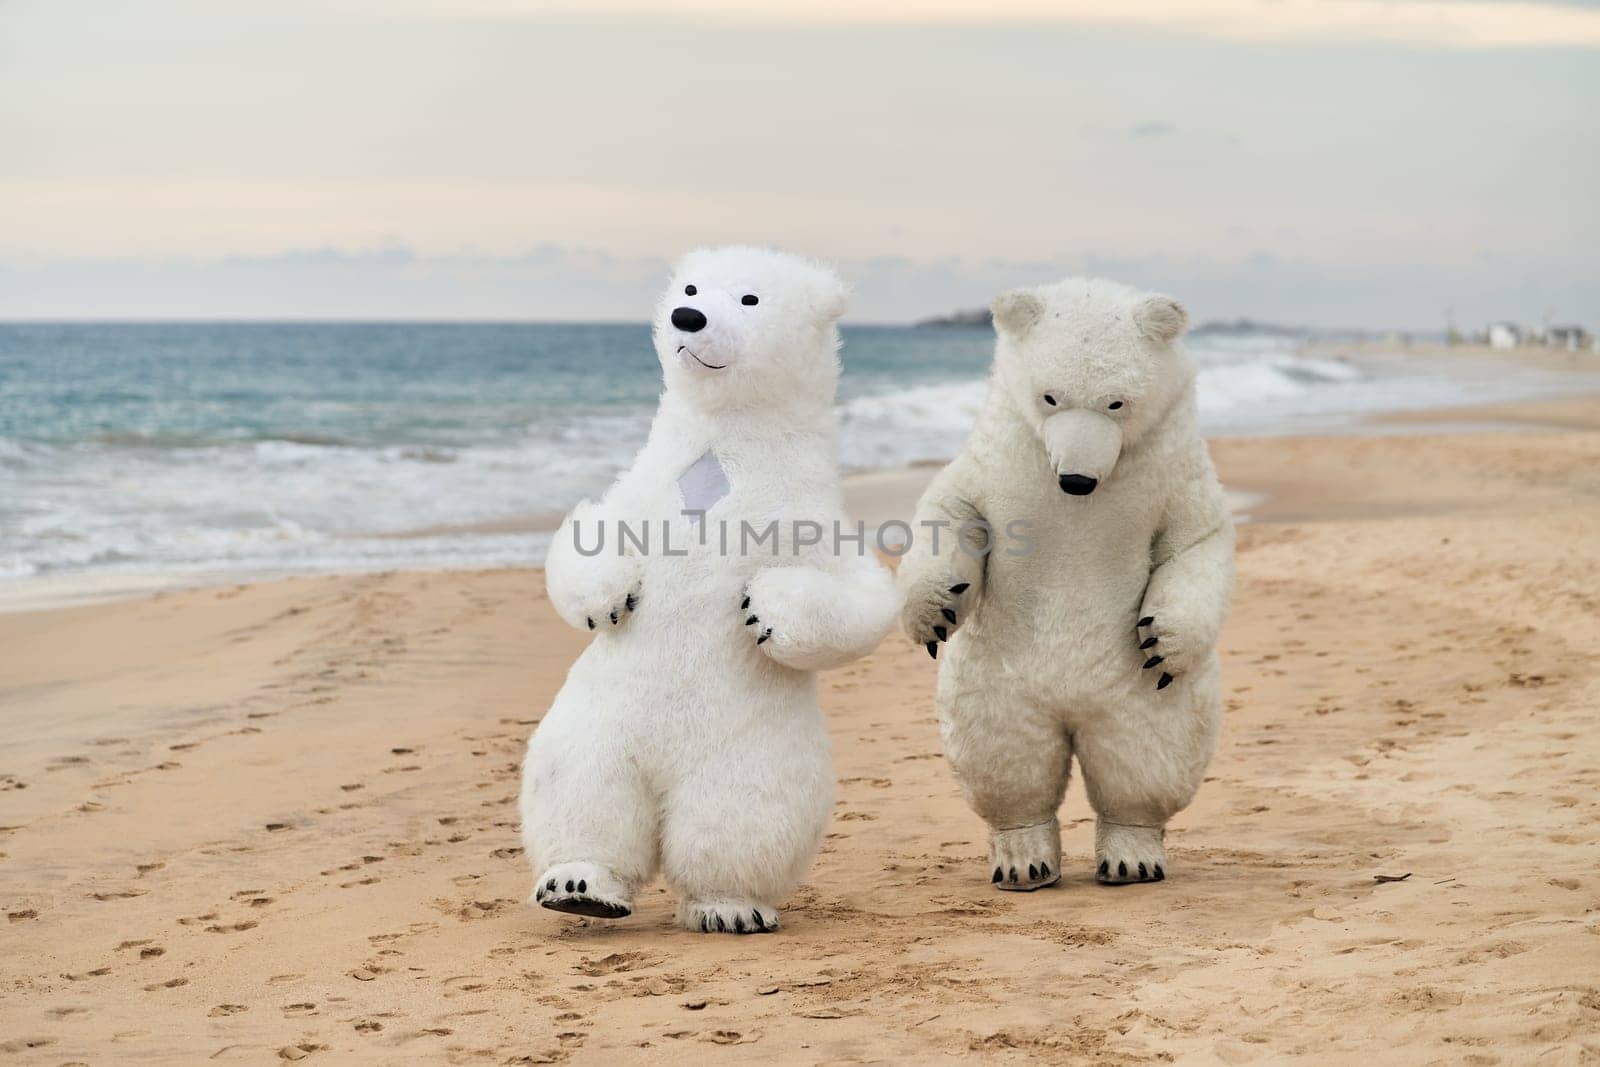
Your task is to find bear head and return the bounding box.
[653,246,849,413]
[989,277,1193,496]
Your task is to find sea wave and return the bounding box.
[3,331,1592,592]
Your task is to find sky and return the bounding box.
[1,0,1596,327]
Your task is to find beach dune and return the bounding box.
[3,401,1599,1064]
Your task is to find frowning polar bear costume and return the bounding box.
[521,247,898,933]
[899,278,1233,889]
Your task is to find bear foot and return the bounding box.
[1094,821,1168,886]
[532,862,632,919]
[989,819,1062,892]
[679,899,779,934]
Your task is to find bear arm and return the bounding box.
[544,497,644,631]
[1142,454,1235,650]
[748,559,898,672]
[900,457,989,593]
[897,454,989,646]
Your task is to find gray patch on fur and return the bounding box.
[677,450,730,514]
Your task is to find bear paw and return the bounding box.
[546,502,643,633]
[1134,613,1200,691]
[903,577,977,660]
[740,568,832,670]
[679,899,779,935]
[532,862,632,919]
[989,820,1061,892]
[1094,822,1168,886]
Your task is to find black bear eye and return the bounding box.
[741,294,759,306]
[684,284,697,296]
[1108,400,1124,410]
[1043,394,1056,406]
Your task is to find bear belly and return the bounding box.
[546,545,820,773]
[964,502,1161,702]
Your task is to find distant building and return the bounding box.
[1486,322,1522,350]
[1546,324,1591,352]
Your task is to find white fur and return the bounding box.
[522,247,899,932]
[899,277,1233,889]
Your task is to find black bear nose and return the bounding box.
[671,306,707,332]
[1059,474,1098,496]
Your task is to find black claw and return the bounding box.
[577,879,587,893]
[1040,862,1050,878]
[1153,864,1165,881]
[586,617,595,630]
[566,879,575,892]
[1098,860,1109,878]
[535,889,544,901]
[745,615,759,625]
[1158,672,1173,690]
[609,611,618,624]
[1028,864,1038,880]
[1137,862,1147,881]
[992,866,1003,883]
[757,629,771,645]
[701,915,710,932]
[927,641,938,659]
[1118,861,1127,878]
[752,910,764,931]
[1140,636,1158,649]
[932,625,947,641]
[735,915,746,933]
[1009,867,1018,884]
[949,582,970,594]
[1143,655,1164,670]
[941,608,957,624]
[716,915,726,932]
[1138,615,1154,627]
[546,878,557,891]
[740,595,750,610]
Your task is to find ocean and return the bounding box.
[0,322,1587,600]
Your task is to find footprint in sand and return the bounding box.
[573,952,663,977]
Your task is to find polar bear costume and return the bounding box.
[899,278,1233,889]
[521,247,898,933]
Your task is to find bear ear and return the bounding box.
[816,273,849,324]
[992,289,1045,338]
[1134,294,1188,345]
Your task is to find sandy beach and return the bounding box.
[4,399,1599,1064]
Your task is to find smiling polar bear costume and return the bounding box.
[899,278,1233,890]
[521,247,898,934]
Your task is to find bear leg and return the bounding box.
[659,720,833,934]
[520,712,659,920]
[1075,670,1221,885]
[938,671,1071,890]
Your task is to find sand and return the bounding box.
[3,402,1599,1064]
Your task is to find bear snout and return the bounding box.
[1058,474,1099,496]
[671,306,708,332]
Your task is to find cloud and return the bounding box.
[347,0,1600,48]
[1128,121,1177,138]
[5,244,1596,332]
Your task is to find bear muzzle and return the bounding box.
[1040,408,1122,497]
